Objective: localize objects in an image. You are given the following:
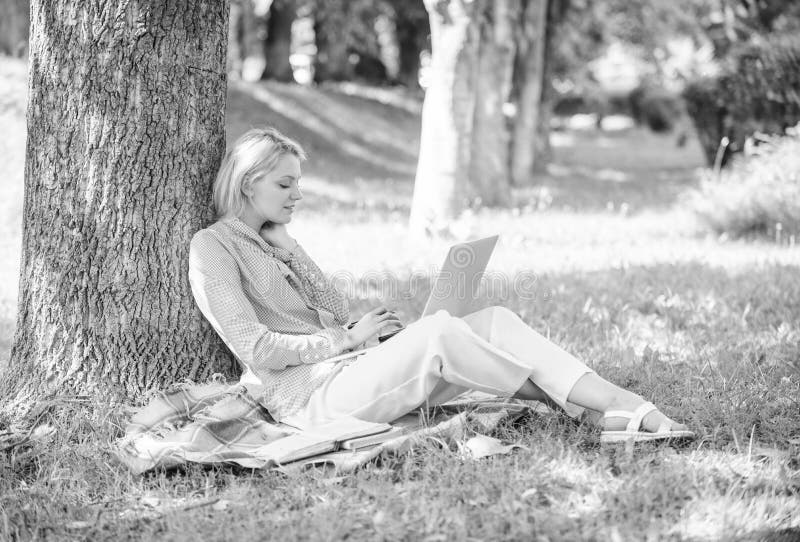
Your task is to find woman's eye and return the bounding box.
[279,184,290,189]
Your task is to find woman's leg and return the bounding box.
[289,306,685,431]
[565,372,688,432]
[463,306,688,432]
[289,307,590,426]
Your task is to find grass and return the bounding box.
[1,55,800,540]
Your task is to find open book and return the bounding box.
[253,417,392,464]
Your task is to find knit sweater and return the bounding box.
[188,217,353,421]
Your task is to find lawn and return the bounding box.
[1,56,799,541]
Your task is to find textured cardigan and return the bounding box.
[188,217,353,421]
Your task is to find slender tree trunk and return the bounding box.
[534,97,554,170]
[0,0,30,57]
[532,0,563,172]
[262,0,295,81]
[241,0,267,81]
[394,3,430,89]
[228,0,245,78]
[510,0,548,186]
[409,0,480,235]
[409,0,516,235]
[2,0,236,410]
[313,0,353,82]
[470,0,518,206]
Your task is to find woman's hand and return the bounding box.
[259,221,298,251]
[343,306,402,351]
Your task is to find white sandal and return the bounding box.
[600,401,695,443]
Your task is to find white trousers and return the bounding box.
[283,306,594,429]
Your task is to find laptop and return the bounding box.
[324,235,499,362]
[419,234,499,318]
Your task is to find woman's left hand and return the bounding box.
[259,221,298,251]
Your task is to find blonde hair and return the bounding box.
[213,127,307,219]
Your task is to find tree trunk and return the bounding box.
[262,0,296,81]
[409,0,516,236]
[241,0,267,81]
[394,2,430,89]
[533,0,559,171]
[313,0,353,82]
[510,0,548,186]
[2,0,236,410]
[228,0,245,78]
[470,0,518,206]
[534,97,554,171]
[409,0,480,235]
[0,0,30,57]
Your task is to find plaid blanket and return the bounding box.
[115,383,531,474]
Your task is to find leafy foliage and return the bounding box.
[683,33,800,165]
[687,125,800,240]
[628,83,684,133]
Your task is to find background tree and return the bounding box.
[313,0,354,82]
[227,0,267,80]
[470,0,518,207]
[0,0,30,57]
[312,0,391,84]
[263,0,297,81]
[228,0,246,76]
[409,0,519,235]
[510,0,548,185]
[2,0,236,410]
[390,0,430,89]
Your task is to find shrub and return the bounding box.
[628,83,683,133]
[687,125,800,240]
[683,33,800,166]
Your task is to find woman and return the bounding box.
[188,127,694,443]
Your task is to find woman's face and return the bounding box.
[244,154,303,224]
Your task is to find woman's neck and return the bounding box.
[236,211,264,234]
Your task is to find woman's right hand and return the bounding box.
[343,306,402,351]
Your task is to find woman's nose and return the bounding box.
[291,186,303,200]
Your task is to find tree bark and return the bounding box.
[510,0,548,186]
[0,0,30,57]
[409,0,516,236]
[3,0,236,410]
[262,0,296,81]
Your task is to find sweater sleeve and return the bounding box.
[188,231,348,372]
[286,244,350,326]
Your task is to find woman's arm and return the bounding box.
[189,231,348,372]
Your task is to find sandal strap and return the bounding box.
[603,402,659,432]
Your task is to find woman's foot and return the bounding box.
[603,404,689,433]
[599,398,694,443]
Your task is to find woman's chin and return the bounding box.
[265,213,293,224]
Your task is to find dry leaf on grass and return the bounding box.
[211,499,230,511]
[520,488,538,499]
[457,434,527,460]
[140,496,161,507]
